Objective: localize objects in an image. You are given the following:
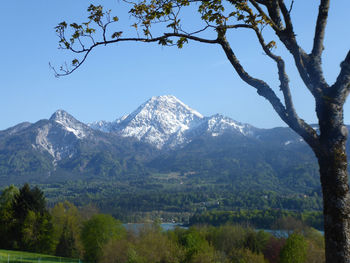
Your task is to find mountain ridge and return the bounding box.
[87,95,260,149]
[0,94,330,194]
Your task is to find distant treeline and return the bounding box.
[189,209,324,230]
[39,178,323,223]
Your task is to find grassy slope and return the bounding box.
[0,250,82,263]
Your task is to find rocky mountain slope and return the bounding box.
[90,95,264,149]
[0,109,156,184]
[0,95,328,193]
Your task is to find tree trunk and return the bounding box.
[315,101,350,263]
[318,151,350,262]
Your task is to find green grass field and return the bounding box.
[0,250,82,263]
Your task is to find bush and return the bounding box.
[279,233,307,263]
[81,214,125,262]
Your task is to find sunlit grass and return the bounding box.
[0,249,82,263]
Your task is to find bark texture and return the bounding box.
[316,101,350,263]
[319,151,350,263]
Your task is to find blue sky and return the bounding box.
[1,1,349,130]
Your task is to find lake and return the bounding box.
[123,223,324,237]
[123,223,186,233]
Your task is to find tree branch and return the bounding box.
[224,24,253,29]
[53,33,218,77]
[312,0,330,58]
[249,0,281,32]
[300,0,331,97]
[288,1,295,13]
[278,0,294,32]
[262,1,324,98]
[263,0,285,30]
[253,28,296,116]
[254,0,267,4]
[251,27,319,147]
[276,1,330,99]
[217,34,288,122]
[331,50,350,104]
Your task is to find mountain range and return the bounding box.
[0,95,334,194]
[88,95,257,149]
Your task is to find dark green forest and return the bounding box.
[30,175,322,225]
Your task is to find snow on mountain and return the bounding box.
[115,95,204,148]
[88,120,114,133]
[50,109,88,139]
[204,114,256,136]
[33,110,93,164]
[88,114,130,133]
[88,95,256,149]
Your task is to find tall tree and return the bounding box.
[55,220,79,258]
[54,1,350,262]
[12,183,46,221]
[280,233,307,263]
[0,185,19,249]
[51,201,83,256]
[11,184,54,253]
[81,214,126,262]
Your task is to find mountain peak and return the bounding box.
[87,95,256,149]
[49,110,88,139]
[49,109,74,122]
[113,95,204,148]
[142,95,203,119]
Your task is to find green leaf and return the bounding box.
[58,21,67,28]
[158,38,168,46]
[177,37,188,48]
[111,31,123,39]
[266,41,276,50]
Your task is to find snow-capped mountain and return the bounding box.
[0,96,327,186]
[88,120,117,133]
[0,110,96,167]
[88,95,256,149]
[32,110,95,164]
[0,108,159,183]
[49,109,90,139]
[189,114,257,138]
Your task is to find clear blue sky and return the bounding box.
[0,1,349,130]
